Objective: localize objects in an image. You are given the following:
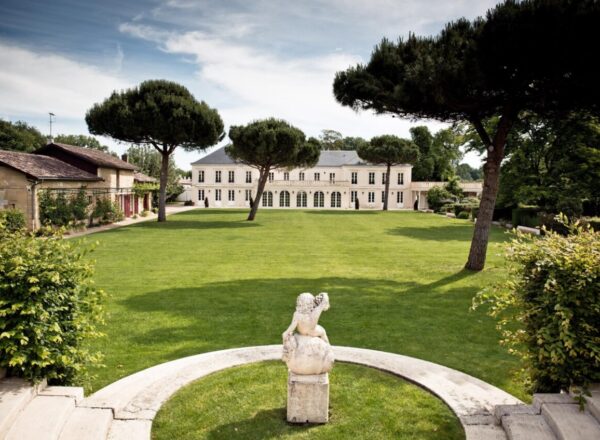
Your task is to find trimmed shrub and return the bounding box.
[474,215,600,397]
[457,211,470,219]
[0,209,26,232]
[184,200,195,206]
[427,186,454,212]
[92,198,124,224]
[0,224,105,384]
[512,206,541,228]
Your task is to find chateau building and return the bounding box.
[191,147,482,210]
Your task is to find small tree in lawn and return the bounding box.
[358,135,419,211]
[227,118,320,221]
[333,0,600,270]
[86,80,224,222]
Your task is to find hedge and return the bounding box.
[0,209,26,232]
[474,215,600,399]
[0,223,105,384]
[512,206,541,228]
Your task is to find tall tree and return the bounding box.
[342,136,368,151]
[0,119,46,152]
[53,134,110,152]
[333,0,600,270]
[227,118,320,221]
[86,80,224,222]
[455,163,483,181]
[358,135,419,210]
[126,144,185,201]
[410,126,463,181]
[318,129,344,150]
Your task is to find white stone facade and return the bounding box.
[191,148,482,210]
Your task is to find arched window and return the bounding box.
[331,192,341,208]
[262,191,273,207]
[297,191,307,207]
[313,191,324,208]
[280,190,290,207]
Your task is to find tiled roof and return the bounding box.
[134,171,157,183]
[192,147,236,165]
[192,146,372,167]
[37,143,138,171]
[0,150,102,181]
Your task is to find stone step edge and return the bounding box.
[0,378,48,439]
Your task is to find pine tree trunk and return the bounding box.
[383,163,391,211]
[465,116,513,271]
[247,168,269,221]
[158,151,169,222]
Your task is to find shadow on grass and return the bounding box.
[129,220,260,231]
[206,408,315,440]
[305,210,378,215]
[386,224,475,241]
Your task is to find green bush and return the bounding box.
[472,207,479,220]
[0,224,105,384]
[453,203,479,217]
[92,198,124,224]
[512,206,541,228]
[152,207,158,214]
[474,215,600,397]
[0,209,26,232]
[457,211,470,219]
[427,186,454,212]
[140,210,149,217]
[39,189,90,227]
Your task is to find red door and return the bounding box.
[134,196,139,214]
[124,195,131,217]
[143,194,149,211]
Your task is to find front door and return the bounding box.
[124,195,131,217]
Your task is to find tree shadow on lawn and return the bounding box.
[112,271,514,386]
[124,220,261,231]
[305,210,378,215]
[386,223,510,242]
[205,408,316,440]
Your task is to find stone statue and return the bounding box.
[282,292,334,376]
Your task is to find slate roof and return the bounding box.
[192,147,374,167]
[0,150,102,181]
[134,172,157,183]
[36,143,138,171]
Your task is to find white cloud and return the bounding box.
[0,42,128,121]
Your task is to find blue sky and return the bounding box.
[0,0,499,169]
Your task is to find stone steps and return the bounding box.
[0,378,40,439]
[496,391,600,440]
[6,395,75,440]
[59,407,113,440]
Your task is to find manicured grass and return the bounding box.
[83,208,524,403]
[152,361,464,440]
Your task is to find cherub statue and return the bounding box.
[282,292,334,375]
[282,292,330,344]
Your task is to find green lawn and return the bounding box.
[82,209,524,434]
[152,362,464,440]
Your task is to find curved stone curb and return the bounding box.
[83,345,521,440]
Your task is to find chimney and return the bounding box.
[121,154,128,163]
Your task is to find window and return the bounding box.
[299,172,305,181]
[198,190,204,200]
[215,189,222,201]
[284,172,289,181]
[382,191,386,203]
[262,191,273,207]
[369,172,375,184]
[351,172,357,184]
[368,192,375,203]
[228,190,235,201]
[329,173,336,183]
[313,191,324,207]
[382,173,387,184]
[228,171,235,183]
[350,191,357,203]
[246,171,252,183]
[269,172,274,182]
[280,190,290,207]
[198,170,204,183]
[215,170,221,183]
[331,192,341,208]
[397,191,404,203]
[297,191,307,207]
[245,189,252,201]
[314,172,320,181]
[398,172,404,185]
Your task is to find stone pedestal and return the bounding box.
[287,372,329,424]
